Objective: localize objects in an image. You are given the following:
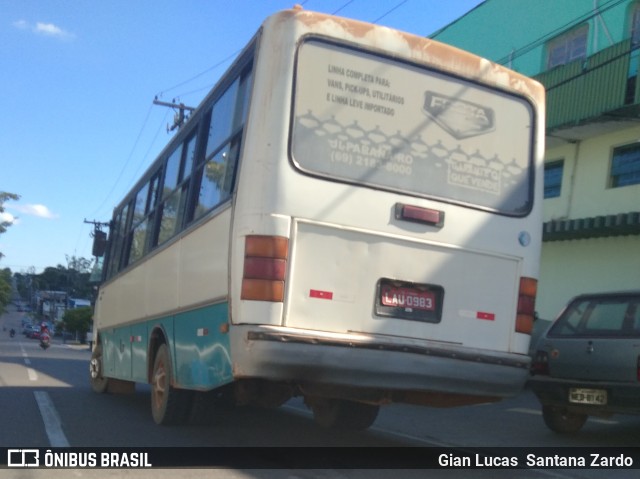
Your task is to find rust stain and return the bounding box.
[270,8,544,105]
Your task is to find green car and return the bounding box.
[529,291,640,433]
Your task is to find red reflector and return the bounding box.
[395,203,444,227]
[310,289,333,300]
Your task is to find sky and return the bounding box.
[0,0,483,273]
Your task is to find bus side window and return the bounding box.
[192,69,251,221]
[156,132,197,246]
[106,203,129,279]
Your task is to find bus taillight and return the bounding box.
[516,277,537,334]
[241,235,289,302]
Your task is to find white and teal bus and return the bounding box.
[90,7,545,429]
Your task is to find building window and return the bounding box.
[544,160,564,198]
[611,143,640,187]
[547,25,588,69]
[632,3,640,46]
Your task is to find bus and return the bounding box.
[90,7,545,429]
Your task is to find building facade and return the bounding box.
[432,0,640,319]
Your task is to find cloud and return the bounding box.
[0,211,15,224]
[9,204,59,219]
[13,20,29,30]
[13,19,75,40]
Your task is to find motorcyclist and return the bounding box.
[9,328,15,337]
[40,322,51,348]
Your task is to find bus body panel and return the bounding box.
[285,219,521,352]
[172,303,233,389]
[230,324,529,398]
[95,208,232,330]
[99,303,232,390]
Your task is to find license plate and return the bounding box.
[381,285,436,311]
[376,279,444,323]
[569,388,607,405]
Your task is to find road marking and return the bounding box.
[509,407,541,415]
[19,344,37,381]
[34,391,70,447]
[509,407,618,424]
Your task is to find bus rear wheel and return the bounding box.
[309,397,379,430]
[89,343,109,393]
[151,344,192,425]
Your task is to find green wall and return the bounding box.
[431,0,636,76]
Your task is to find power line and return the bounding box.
[372,0,409,24]
[156,49,241,99]
[332,0,356,15]
[92,0,414,219]
[89,102,158,218]
[493,0,626,66]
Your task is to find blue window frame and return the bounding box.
[611,143,640,188]
[544,160,564,198]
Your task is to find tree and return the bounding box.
[0,268,11,310]
[0,192,19,236]
[32,256,94,299]
[62,306,92,341]
[0,192,19,310]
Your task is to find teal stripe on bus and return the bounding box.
[101,302,233,390]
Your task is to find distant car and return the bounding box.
[27,329,41,340]
[23,325,38,336]
[529,291,640,433]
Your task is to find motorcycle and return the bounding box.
[40,333,50,350]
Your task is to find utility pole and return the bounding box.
[153,97,196,132]
[84,219,110,258]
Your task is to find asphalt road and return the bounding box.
[1,305,638,479]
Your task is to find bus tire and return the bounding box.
[89,343,109,394]
[310,397,379,430]
[151,344,191,425]
[542,406,587,434]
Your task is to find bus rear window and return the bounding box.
[291,39,535,216]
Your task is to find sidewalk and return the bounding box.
[63,341,91,351]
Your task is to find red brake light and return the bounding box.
[516,277,537,334]
[395,203,444,227]
[241,236,289,302]
[243,257,286,281]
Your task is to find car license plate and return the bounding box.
[381,285,436,311]
[569,388,607,406]
[376,279,444,323]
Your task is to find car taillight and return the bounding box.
[241,235,289,302]
[531,350,549,376]
[516,276,537,334]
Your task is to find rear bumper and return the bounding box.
[528,375,640,416]
[232,326,530,399]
